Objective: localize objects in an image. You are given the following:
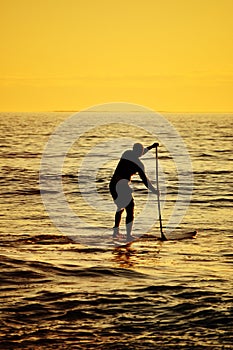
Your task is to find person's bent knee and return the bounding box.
[126,213,134,224]
[126,200,134,223]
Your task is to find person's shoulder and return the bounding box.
[122,150,144,168]
[121,150,133,159]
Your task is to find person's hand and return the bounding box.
[151,142,159,148]
[147,142,159,150]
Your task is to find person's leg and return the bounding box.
[110,181,121,237]
[110,179,133,238]
[113,208,124,237]
[125,199,134,239]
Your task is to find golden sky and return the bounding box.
[0,0,233,112]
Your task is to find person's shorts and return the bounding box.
[109,179,133,210]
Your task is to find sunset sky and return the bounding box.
[0,0,232,112]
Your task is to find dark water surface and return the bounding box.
[0,112,232,349]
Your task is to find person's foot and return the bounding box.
[113,235,126,242]
[112,227,120,239]
[126,235,136,243]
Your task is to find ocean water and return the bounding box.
[0,110,233,349]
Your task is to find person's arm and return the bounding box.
[142,142,159,155]
[138,168,158,194]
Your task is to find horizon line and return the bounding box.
[0,110,232,114]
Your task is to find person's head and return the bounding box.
[133,143,144,157]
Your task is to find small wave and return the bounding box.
[211,197,233,203]
[198,152,215,158]
[1,271,50,286]
[71,266,148,279]
[2,188,41,197]
[215,149,232,153]
[194,169,231,175]
[0,234,68,245]
[17,234,74,245]
[0,151,40,159]
[191,198,233,207]
[175,289,222,299]
[135,284,186,293]
[0,254,148,280]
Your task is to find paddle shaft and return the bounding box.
[155,145,167,241]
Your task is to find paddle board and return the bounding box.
[112,230,198,247]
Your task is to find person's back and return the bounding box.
[111,149,144,183]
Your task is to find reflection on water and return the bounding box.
[112,246,139,268]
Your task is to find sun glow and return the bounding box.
[0,0,233,112]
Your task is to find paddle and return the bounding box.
[155,144,167,241]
